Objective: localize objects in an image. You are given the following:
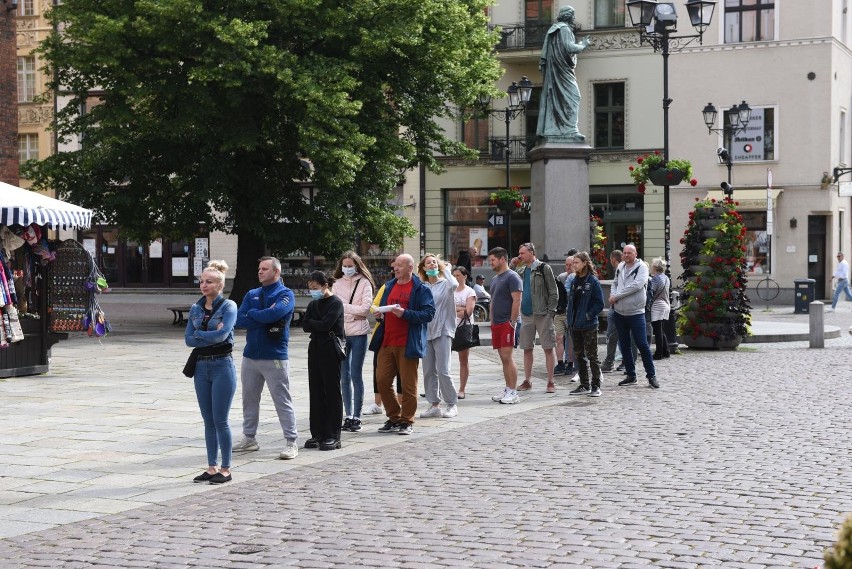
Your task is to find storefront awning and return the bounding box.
[0,182,92,229]
[704,188,783,210]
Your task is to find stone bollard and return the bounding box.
[809,301,824,348]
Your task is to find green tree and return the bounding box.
[26,0,500,301]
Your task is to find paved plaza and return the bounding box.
[0,293,851,567]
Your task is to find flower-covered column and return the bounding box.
[677,197,752,349]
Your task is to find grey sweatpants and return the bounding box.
[240,357,298,442]
[423,335,458,405]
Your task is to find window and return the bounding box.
[595,0,625,28]
[593,83,625,149]
[445,189,530,262]
[724,0,775,43]
[741,211,769,274]
[525,0,553,47]
[17,56,37,102]
[461,115,489,153]
[725,106,775,162]
[18,0,34,16]
[18,134,38,164]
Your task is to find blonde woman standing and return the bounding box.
[331,251,375,432]
[184,260,238,484]
[418,254,460,419]
[647,258,671,360]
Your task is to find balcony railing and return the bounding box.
[493,22,550,50]
[487,136,536,163]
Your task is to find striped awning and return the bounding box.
[0,182,92,229]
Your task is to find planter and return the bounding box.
[648,167,685,186]
[681,334,743,350]
[496,199,519,212]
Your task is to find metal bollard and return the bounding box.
[809,301,824,348]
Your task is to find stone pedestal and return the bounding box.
[527,142,592,261]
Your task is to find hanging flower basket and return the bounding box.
[648,167,685,186]
[489,186,531,213]
[628,151,697,194]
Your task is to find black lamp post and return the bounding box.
[478,76,533,252]
[627,0,715,354]
[701,100,752,195]
[626,0,716,272]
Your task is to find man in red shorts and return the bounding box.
[487,247,522,404]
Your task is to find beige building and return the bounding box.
[422,0,852,303]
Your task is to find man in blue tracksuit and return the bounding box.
[232,257,299,459]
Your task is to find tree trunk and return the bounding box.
[229,231,267,306]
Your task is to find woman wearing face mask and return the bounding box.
[418,254,460,419]
[331,251,375,432]
[185,260,238,484]
[302,271,345,451]
[452,266,476,399]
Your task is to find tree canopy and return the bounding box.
[26,0,500,300]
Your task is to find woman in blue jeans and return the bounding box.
[331,251,375,432]
[185,260,238,484]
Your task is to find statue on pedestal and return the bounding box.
[536,6,590,143]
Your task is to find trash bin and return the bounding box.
[794,278,816,314]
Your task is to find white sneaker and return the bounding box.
[420,405,443,418]
[232,436,259,452]
[442,404,458,418]
[499,390,520,405]
[492,387,509,402]
[278,440,298,460]
[363,403,384,415]
[570,373,580,383]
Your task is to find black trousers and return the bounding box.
[651,319,670,357]
[308,340,343,441]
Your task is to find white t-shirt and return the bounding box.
[835,259,850,280]
[454,285,477,326]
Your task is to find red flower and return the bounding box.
[690,179,698,186]
[654,150,660,155]
[514,200,521,208]
[638,184,646,194]
[629,166,635,171]
[637,157,644,164]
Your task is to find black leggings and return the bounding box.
[651,319,669,357]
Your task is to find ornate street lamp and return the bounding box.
[477,76,533,251]
[626,0,716,352]
[701,100,751,193]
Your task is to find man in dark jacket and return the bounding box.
[232,257,299,459]
[369,254,435,435]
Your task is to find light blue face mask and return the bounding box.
[309,289,324,300]
[425,269,439,277]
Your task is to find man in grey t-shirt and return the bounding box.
[487,247,522,404]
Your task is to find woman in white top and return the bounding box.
[647,257,671,360]
[331,251,375,432]
[452,266,476,399]
[418,253,460,419]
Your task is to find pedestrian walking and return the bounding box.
[647,258,671,359]
[418,254,459,419]
[369,254,435,435]
[233,257,300,459]
[830,252,852,311]
[565,252,605,397]
[609,245,658,389]
[487,247,523,404]
[185,260,238,484]
[302,271,345,451]
[331,251,374,432]
[453,266,476,399]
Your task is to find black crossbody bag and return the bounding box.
[183,297,231,378]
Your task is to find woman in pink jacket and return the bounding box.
[331,251,375,432]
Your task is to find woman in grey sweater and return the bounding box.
[417,254,460,419]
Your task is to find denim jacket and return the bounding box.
[185,295,238,348]
[565,273,604,331]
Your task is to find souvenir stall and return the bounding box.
[0,182,94,377]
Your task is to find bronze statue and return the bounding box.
[536,6,590,143]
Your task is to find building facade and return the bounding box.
[423,0,852,302]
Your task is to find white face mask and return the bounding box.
[342,266,357,277]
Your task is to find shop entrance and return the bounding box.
[79,226,199,288]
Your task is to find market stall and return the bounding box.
[0,182,94,377]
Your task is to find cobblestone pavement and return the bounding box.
[0,296,850,567]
